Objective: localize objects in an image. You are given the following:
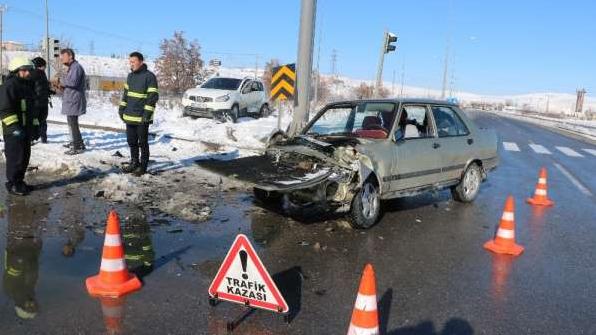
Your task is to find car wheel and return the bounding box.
[226,105,239,123]
[349,179,382,229]
[259,104,271,118]
[253,188,282,205]
[451,163,482,203]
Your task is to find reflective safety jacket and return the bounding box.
[0,74,37,136]
[119,64,159,125]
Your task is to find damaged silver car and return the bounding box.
[198,99,498,228]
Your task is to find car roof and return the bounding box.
[329,98,458,107]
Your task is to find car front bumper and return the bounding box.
[183,106,231,119]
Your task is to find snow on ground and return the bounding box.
[47,94,291,150]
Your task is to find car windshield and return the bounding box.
[306,102,397,139]
[201,78,242,90]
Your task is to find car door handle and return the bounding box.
[433,143,441,149]
[467,138,474,145]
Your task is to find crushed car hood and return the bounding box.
[196,135,366,192]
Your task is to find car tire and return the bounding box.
[226,105,239,123]
[253,188,282,205]
[451,163,482,203]
[259,103,271,118]
[349,179,382,229]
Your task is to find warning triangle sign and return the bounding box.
[208,234,289,313]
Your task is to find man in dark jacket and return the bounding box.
[0,57,38,196]
[30,57,52,143]
[58,48,87,155]
[119,52,159,176]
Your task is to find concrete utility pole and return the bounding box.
[313,25,322,105]
[375,30,397,97]
[374,30,388,97]
[441,40,450,99]
[330,48,337,77]
[0,4,6,81]
[575,88,586,117]
[45,0,51,79]
[288,0,317,137]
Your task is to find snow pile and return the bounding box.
[161,192,212,222]
[97,173,141,202]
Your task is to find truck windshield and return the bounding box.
[201,78,243,90]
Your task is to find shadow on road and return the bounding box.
[272,266,303,323]
[388,318,474,335]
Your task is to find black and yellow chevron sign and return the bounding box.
[271,63,296,101]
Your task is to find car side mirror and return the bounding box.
[394,129,405,142]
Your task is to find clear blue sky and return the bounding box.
[3,0,595,95]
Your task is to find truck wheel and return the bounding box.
[451,163,482,203]
[349,179,381,229]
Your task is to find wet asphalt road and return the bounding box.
[0,110,595,334]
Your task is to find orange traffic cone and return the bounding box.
[100,297,125,335]
[527,167,554,206]
[347,264,379,335]
[86,210,142,297]
[484,196,524,256]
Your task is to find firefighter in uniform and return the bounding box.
[0,57,39,196]
[119,52,159,176]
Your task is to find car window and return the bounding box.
[201,78,242,90]
[431,106,469,137]
[353,102,396,131]
[306,102,395,139]
[252,81,261,92]
[241,81,252,94]
[307,105,355,135]
[398,105,434,140]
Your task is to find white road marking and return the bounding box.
[502,142,520,152]
[553,162,593,197]
[582,149,596,157]
[529,144,551,155]
[556,146,584,157]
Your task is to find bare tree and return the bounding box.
[261,58,280,93]
[155,31,204,95]
[353,82,374,99]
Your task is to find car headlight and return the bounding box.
[215,94,230,102]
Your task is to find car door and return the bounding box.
[239,80,253,113]
[388,105,444,191]
[430,105,474,182]
[248,81,262,113]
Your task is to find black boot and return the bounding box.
[41,136,48,144]
[122,161,140,174]
[132,166,147,177]
[7,182,29,196]
[63,142,72,148]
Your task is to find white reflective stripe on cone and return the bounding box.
[102,305,123,318]
[501,212,514,221]
[104,234,122,247]
[348,324,379,335]
[535,189,547,196]
[538,178,547,184]
[497,228,515,239]
[100,258,126,272]
[354,293,377,311]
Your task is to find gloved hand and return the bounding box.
[142,111,153,123]
[31,125,41,141]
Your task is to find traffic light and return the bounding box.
[51,39,60,58]
[384,32,397,54]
